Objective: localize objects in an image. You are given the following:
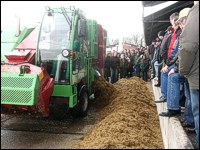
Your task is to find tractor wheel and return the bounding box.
[70,87,89,118]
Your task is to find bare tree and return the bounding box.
[132,34,140,45]
[140,36,144,46]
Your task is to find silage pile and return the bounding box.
[73,77,163,149]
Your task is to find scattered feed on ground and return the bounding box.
[73,77,163,149]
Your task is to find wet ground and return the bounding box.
[1,104,98,149]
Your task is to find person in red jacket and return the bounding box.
[155,12,180,103]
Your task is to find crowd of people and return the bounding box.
[104,1,199,148]
[104,47,149,83]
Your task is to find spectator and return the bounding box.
[104,53,111,82]
[148,40,156,68]
[119,53,129,78]
[155,31,166,87]
[133,50,141,78]
[140,55,149,81]
[156,12,181,103]
[160,26,174,64]
[158,30,165,40]
[151,38,162,86]
[110,51,120,83]
[179,1,199,148]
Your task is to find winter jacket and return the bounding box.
[160,32,172,63]
[166,28,182,65]
[110,56,120,69]
[104,56,111,69]
[167,27,181,59]
[152,45,162,65]
[119,58,129,70]
[179,3,199,89]
[140,59,149,72]
[166,50,179,73]
[133,55,141,66]
[149,44,155,57]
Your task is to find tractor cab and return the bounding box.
[38,10,72,84]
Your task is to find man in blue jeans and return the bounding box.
[159,7,191,117]
[182,79,194,128]
[155,12,181,103]
[159,68,184,116]
[179,1,199,147]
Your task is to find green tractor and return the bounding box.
[1,6,107,119]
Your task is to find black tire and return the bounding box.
[70,87,89,118]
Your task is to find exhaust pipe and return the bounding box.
[15,14,20,37]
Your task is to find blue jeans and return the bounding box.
[110,67,118,84]
[134,65,140,78]
[184,79,194,125]
[154,61,162,77]
[190,89,199,146]
[167,73,185,110]
[161,65,174,99]
[141,71,147,81]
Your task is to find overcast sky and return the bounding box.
[1,1,177,40]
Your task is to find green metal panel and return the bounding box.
[69,86,77,108]
[1,26,35,61]
[52,84,77,108]
[86,20,98,58]
[1,73,39,105]
[69,15,79,86]
[52,84,73,97]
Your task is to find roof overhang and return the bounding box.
[142,1,167,7]
[143,1,193,46]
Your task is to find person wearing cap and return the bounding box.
[173,8,195,132]
[154,31,165,87]
[159,7,192,118]
[151,38,162,83]
[158,30,165,40]
[179,1,199,148]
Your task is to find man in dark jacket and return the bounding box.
[152,38,162,86]
[156,12,180,103]
[140,55,149,81]
[149,40,156,62]
[160,26,173,64]
[159,7,192,119]
[110,51,120,83]
[104,53,111,81]
[179,1,199,147]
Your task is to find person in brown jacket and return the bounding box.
[179,1,199,148]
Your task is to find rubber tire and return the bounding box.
[70,87,89,118]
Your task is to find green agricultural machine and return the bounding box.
[1,6,107,119]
